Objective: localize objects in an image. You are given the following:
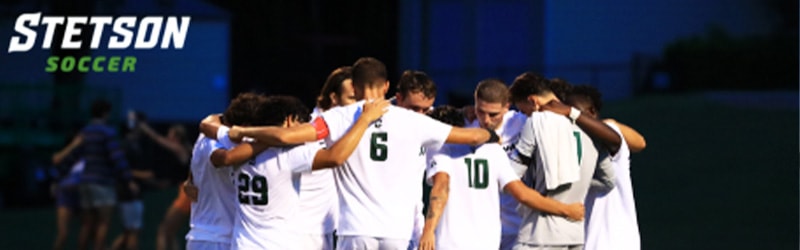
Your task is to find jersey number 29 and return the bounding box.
[238,173,268,205]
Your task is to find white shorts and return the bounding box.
[337,236,409,250]
[186,240,230,250]
[294,233,334,250]
[513,243,584,250]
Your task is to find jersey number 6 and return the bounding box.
[370,132,388,161]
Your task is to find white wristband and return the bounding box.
[216,126,237,149]
[568,107,581,122]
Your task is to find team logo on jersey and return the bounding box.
[374,118,382,128]
[419,146,426,156]
[7,12,191,72]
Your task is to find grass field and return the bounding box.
[0,92,797,250]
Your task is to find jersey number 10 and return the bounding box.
[464,157,489,189]
[238,173,268,205]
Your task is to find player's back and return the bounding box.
[428,143,519,250]
[585,122,640,250]
[186,134,237,244]
[468,110,527,238]
[517,124,612,246]
[321,101,451,239]
[232,144,315,249]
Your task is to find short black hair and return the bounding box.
[257,95,310,126]
[569,85,603,112]
[397,70,437,99]
[223,92,267,126]
[427,105,465,127]
[352,57,388,89]
[509,72,552,103]
[90,99,112,118]
[548,78,573,102]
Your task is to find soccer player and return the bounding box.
[419,106,584,250]
[219,95,390,249]
[184,92,268,250]
[298,66,354,250]
[564,85,644,250]
[224,57,499,249]
[392,69,438,250]
[315,66,357,116]
[395,70,437,113]
[510,76,615,250]
[466,78,529,250]
[509,73,622,155]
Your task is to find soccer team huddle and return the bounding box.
[185,57,646,250]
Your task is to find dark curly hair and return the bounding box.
[257,95,310,126]
[223,92,268,126]
[397,70,437,99]
[427,105,465,127]
[509,72,551,103]
[568,84,603,112]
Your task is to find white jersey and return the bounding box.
[584,122,640,250]
[293,107,338,235]
[231,143,317,249]
[320,100,452,239]
[427,143,519,250]
[185,134,237,244]
[468,110,527,235]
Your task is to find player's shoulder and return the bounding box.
[322,100,366,119]
[476,143,506,155]
[505,110,527,126]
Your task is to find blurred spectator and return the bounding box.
[59,99,137,250]
[136,120,191,250]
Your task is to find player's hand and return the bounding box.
[564,202,585,221]
[418,232,435,250]
[361,99,390,122]
[228,126,244,143]
[540,99,571,116]
[183,180,199,202]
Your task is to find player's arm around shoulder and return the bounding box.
[419,171,450,250]
[604,118,646,153]
[541,100,622,155]
[210,141,268,167]
[445,126,501,146]
[504,181,584,221]
[311,99,390,170]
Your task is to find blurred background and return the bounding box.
[0,0,797,249]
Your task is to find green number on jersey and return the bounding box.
[573,131,582,164]
[237,173,269,205]
[370,132,388,161]
[464,157,489,189]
